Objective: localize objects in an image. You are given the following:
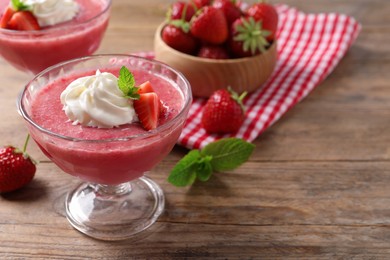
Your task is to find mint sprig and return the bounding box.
[118,66,140,100]
[11,0,29,11]
[168,138,255,187]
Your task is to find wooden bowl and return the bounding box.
[154,23,278,97]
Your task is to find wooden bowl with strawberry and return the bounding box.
[154,0,278,97]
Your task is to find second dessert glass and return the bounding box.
[17,55,192,240]
[0,0,112,74]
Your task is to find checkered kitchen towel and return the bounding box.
[144,5,361,149]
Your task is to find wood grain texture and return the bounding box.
[1,0,390,259]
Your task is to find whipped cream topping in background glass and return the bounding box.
[60,70,138,128]
[19,0,79,27]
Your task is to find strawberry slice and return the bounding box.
[137,81,155,94]
[0,6,16,29]
[137,81,167,118]
[133,92,160,130]
[7,11,40,31]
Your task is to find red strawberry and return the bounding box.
[137,81,168,116]
[246,2,278,41]
[235,0,247,11]
[137,81,155,94]
[7,11,40,31]
[133,92,160,130]
[197,44,230,59]
[212,0,242,26]
[0,136,36,193]
[0,6,15,29]
[201,87,247,134]
[162,23,198,54]
[229,16,270,58]
[190,6,228,45]
[168,1,196,22]
[192,0,211,9]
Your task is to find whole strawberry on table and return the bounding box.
[162,0,278,59]
[0,135,36,193]
[202,87,247,134]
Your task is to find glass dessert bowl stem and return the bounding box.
[17,54,192,240]
[65,176,165,240]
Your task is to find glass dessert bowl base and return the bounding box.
[65,176,165,241]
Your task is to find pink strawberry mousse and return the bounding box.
[0,0,111,74]
[28,68,185,185]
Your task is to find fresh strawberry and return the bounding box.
[246,2,278,41]
[229,16,270,58]
[162,23,198,54]
[235,0,247,12]
[198,44,230,59]
[137,81,155,94]
[201,87,247,134]
[168,1,196,22]
[133,92,160,130]
[212,0,242,26]
[0,6,15,29]
[0,136,36,193]
[192,0,211,9]
[190,6,228,45]
[137,81,168,116]
[7,11,40,31]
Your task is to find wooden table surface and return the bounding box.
[1,0,390,259]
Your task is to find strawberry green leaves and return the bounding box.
[168,138,255,187]
[118,66,140,100]
[233,17,271,55]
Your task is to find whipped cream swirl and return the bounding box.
[60,70,137,128]
[19,0,79,27]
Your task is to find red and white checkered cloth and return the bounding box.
[142,5,361,150]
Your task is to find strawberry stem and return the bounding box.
[170,19,190,33]
[181,3,188,21]
[23,134,30,153]
[228,86,247,112]
[189,1,199,12]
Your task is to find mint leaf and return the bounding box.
[167,150,201,187]
[201,138,255,172]
[195,155,213,182]
[118,66,139,99]
[11,0,29,11]
[168,138,255,187]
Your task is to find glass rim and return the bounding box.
[17,54,193,143]
[0,0,112,36]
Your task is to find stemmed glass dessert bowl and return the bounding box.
[0,0,112,74]
[17,54,192,240]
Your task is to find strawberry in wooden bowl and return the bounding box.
[154,0,278,97]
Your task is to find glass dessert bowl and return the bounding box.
[17,54,192,240]
[0,0,111,74]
